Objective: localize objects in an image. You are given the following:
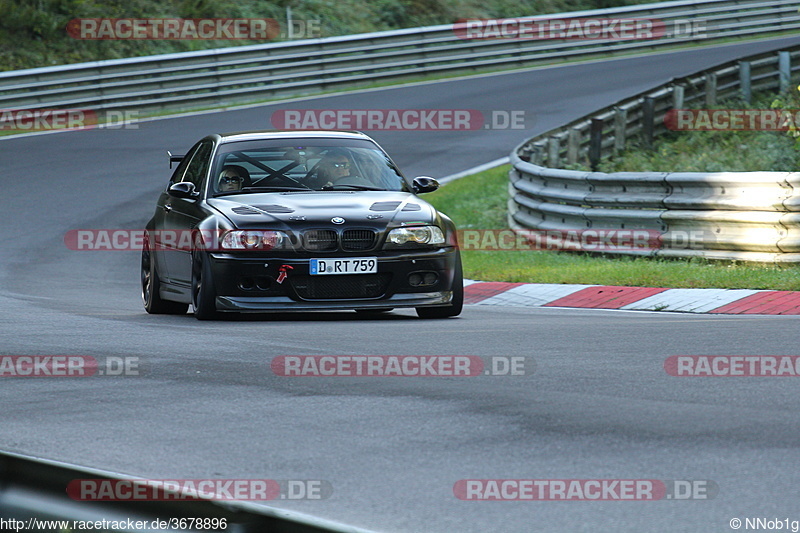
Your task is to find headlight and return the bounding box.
[220,230,290,250]
[385,226,445,246]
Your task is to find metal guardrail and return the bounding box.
[0,451,367,533]
[1,0,800,117]
[509,45,800,262]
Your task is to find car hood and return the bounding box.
[207,191,437,232]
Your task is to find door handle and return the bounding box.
[163,204,173,212]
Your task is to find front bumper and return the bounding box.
[207,247,458,312]
[217,291,452,312]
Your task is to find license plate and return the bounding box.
[310,257,377,275]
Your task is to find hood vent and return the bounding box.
[402,203,421,211]
[231,204,294,215]
[370,201,401,211]
[231,206,261,215]
[253,204,294,213]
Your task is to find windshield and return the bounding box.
[211,139,409,195]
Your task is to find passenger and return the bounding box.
[218,165,251,192]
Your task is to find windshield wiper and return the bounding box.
[321,184,385,191]
[244,186,310,192]
[215,186,309,196]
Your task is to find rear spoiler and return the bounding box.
[167,150,184,169]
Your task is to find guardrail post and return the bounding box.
[779,51,791,93]
[642,97,655,148]
[530,142,545,165]
[614,107,627,153]
[548,136,561,168]
[739,61,751,103]
[705,72,717,106]
[567,128,581,165]
[673,84,685,109]
[589,119,603,171]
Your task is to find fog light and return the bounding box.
[409,272,438,287]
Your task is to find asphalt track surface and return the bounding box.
[3,37,800,532]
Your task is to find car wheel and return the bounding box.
[415,253,463,319]
[192,251,218,320]
[141,241,188,315]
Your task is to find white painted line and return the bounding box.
[438,157,509,184]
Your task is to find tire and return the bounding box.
[141,242,189,315]
[191,251,218,320]
[416,252,463,319]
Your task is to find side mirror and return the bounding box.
[168,181,199,199]
[412,176,439,194]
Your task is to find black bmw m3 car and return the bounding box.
[141,130,463,319]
